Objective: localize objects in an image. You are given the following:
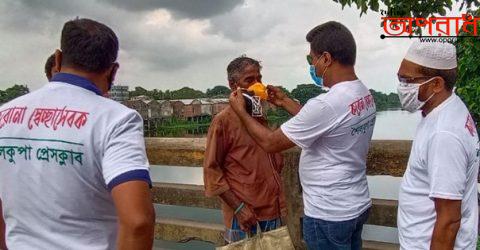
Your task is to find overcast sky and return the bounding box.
[0,0,463,94]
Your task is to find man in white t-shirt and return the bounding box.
[397,40,479,249]
[229,21,376,250]
[0,18,155,249]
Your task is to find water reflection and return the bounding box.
[151,166,204,185]
[372,110,421,140]
[154,110,422,140]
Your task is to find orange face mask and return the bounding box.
[247,82,268,100]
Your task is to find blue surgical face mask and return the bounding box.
[309,65,323,87]
[309,56,328,87]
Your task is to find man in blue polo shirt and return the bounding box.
[0,18,154,249]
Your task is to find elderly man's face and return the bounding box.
[397,59,436,102]
[231,64,262,90]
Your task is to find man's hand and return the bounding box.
[219,191,257,232]
[236,205,257,232]
[229,89,247,115]
[266,85,287,107]
[267,85,302,116]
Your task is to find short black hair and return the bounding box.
[306,21,356,66]
[61,18,118,73]
[227,55,262,83]
[45,54,55,80]
[419,66,457,91]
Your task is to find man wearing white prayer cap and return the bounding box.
[397,40,480,250]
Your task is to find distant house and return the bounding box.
[144,100,161,119]
[184,99,202,119]
[211,98,229,116]
[159,100,173,117]
[199,99,213,116]
[170,99,208,120]
[124,97,230,121]
[171,100,186,119]
[122,100,148,120]
[130,95,151,102]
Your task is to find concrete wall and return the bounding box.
[147,138,411,249]
[145,138,411,175]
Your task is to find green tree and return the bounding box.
[129,86,148,97]
[370,89,401,111]
[0,84,29,103]
[150,89,164,100]
[206,85,231,97]
[277,86,293,98]
[456,8,480,128]
[333,0,479,18]
[164,90,171,100]
[291,84,326,105]
[170,87,205,99]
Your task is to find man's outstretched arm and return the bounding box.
[266,85,302,116]
[229,89,296,153]
[0,199,6,250]
[112,181,155,250]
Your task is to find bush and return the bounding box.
[455,9,480,129]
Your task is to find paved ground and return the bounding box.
[153,239,214,250]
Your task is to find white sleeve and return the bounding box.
[102,110,151,190]
[280,99,337,149]
[428,131,468,200]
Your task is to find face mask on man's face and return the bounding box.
[247,82,268,100]
[308,55,328,88]
[397,78,436,113]
[242,92,263,117]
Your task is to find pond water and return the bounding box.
[155,109,423,139]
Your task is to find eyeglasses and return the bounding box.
[397,74,434,83]
[307,53,326,65]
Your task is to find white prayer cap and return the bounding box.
[404,40,457,69]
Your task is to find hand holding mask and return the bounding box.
[241,82,268,117]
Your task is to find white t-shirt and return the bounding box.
[398,94,479,250]
[0,73,151,250]
[281,80,376,221]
